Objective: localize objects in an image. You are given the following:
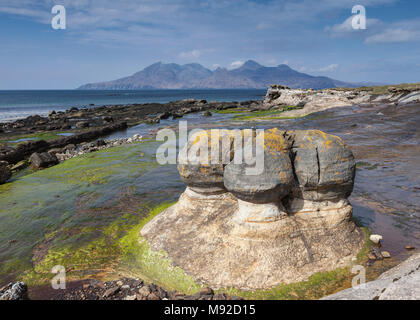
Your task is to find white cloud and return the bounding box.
[298,64,339,73]
[326,14,420,44]
[229,60,244,69]
[365,20,420,43]
[178,49,202,59]
[325,17,382,37]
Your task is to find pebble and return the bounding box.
[381,251,391,258]
[370,234,383,244]
[138,286,151,297]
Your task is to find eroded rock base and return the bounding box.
[141,190,365,290]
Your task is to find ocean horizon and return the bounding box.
[0,89,267,122]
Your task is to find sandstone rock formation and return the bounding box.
[141,129,365,290]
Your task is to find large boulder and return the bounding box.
[0,161,12,184]
[30,152,59,169]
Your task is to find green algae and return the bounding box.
[232,106,304,121]
[117,202,203,294]
[211,108,249,114]
[0,139,170,286]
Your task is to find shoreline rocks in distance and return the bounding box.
[263,84,420,117]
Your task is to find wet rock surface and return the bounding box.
[322,252,420,300]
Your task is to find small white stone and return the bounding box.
[370,234,383,244]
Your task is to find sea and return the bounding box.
[0,89,267,122]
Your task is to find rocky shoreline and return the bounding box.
[0,99,261,183]
[1,277,243,300]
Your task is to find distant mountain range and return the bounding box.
[77,60,361,90]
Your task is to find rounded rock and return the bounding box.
[178,129,234,195]
[223,128,294,203]
[291,130,355,201]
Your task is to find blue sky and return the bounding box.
[0,0,419,89]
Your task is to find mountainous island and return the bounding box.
[78,60,356,90]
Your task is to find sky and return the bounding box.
[0,0,419,89]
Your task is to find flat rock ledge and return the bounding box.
[141,128,365,291]
[322,252,420,300]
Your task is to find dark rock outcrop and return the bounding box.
[0,161,12,184]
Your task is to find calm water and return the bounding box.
[0,89,266,122]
